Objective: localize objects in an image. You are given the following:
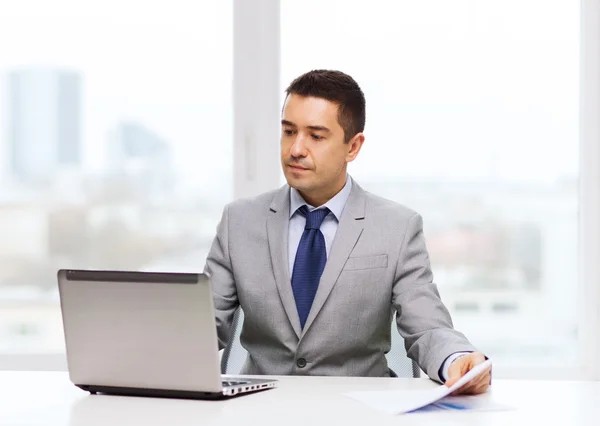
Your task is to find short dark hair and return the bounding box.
[285,70,366,143]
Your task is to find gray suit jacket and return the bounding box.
[204,178,477,382]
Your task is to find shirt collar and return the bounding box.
[289,174,352,221]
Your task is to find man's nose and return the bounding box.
[290,135,307,157]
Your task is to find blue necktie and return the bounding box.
[291,206,330,329]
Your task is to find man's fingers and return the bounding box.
[453,380,478,395]
[451,371,491,395]
[445,359,468,387]
[446,354,489,389]
[445,352,491,396]
[449,378,477,395]
[475,380,490,394]
[445,377,459,388]
[470,352,487,365]
[448,365,492,395]
[469,377,491,395]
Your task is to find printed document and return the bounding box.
[345,360,508,414]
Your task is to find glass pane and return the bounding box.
[0,0,232,353]
[281,0,579,368]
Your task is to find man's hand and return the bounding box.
[445,352,491,395]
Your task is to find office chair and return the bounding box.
[220,307,247,375]
[221,307,420,378]
[388,312,421,378]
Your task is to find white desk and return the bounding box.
[0,371,598,425]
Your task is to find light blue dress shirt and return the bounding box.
[286,174,467,381]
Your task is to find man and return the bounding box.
[205,70,491,395]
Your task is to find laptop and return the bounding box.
[57,269,277,399]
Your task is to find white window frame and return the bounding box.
[233,0,281,198]
[579,0,600,381]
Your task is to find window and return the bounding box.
[0,0,232,357]
[281,0,580,370]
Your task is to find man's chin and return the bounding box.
[284,175,311,191]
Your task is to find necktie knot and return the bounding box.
[298,205,330,230]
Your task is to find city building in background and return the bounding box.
[0,66,221,352]
[107,120,175,198]
[8,68,82,183]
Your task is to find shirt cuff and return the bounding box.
[440,351,472,382]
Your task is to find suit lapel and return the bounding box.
[266,185,302,338]
[301,180,366,336]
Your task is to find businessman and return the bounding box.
[205,70,491,395]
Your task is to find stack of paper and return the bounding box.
[346,360,509,415]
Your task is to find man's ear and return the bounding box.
[346,133,365,163]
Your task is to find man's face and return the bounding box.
[280,94,363,205]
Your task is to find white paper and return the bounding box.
[346,359,495,415]
[410,394,512,413]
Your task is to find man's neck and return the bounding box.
[299,178,347,207]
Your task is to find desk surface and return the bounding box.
[1,371,597,425]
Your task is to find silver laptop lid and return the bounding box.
[57,269,223,393]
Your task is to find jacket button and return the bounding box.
[296,358,307,368]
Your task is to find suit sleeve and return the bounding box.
[203,203,239,350]
[392,213,478,383]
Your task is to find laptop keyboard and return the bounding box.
[222,380,249,387]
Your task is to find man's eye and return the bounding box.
[311,134,323,141]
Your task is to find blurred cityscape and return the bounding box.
[0,67,578,366]
[0,68,227,351]
[364,178,578,365]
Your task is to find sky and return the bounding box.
[0,0,580,188]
